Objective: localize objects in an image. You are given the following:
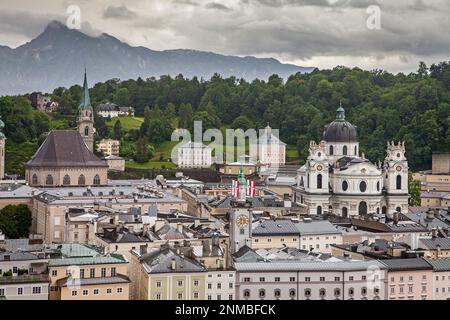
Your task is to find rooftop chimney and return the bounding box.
[202,239,211,256]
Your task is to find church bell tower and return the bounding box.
[77,70,95,151]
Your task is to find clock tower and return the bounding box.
[229,166,253,253]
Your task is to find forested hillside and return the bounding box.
[1,61,450,176]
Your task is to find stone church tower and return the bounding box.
[77,70,95,151]
[0,117,5,179]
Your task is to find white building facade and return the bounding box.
[251,125,286,166]
[235,260,386,300]
[177,142,212,169]
[293,107,409,217]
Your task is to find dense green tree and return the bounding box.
[178,103,193,129]
[408,173,421,206]
[134,137,154,163]
[231,115,254,131]
[0,205,32,238]
[113,119,122,140]
[114,88,130,106]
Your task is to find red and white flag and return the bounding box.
[232,180,240,197]
[247,180,256,197]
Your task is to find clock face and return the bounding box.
[396,166,402,172]
[317,165,323,171]
[236,215,249,228]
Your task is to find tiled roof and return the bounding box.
[48,254,127,267]
[0,251,42,261]
[234,260,386,272]
[140,248,206,274]
[0,274,50,285]
[56,275,130,287]
[425,258,450,271]
[295,220,341,235]
[252,220,299,236]
[379,258,433,271]
[26,130,108,168]
[419,238,450,250]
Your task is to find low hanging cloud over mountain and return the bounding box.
[0,0,449,73]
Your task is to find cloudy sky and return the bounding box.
[0,0,449,73]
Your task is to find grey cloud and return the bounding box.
[205,2,232,11]
[0,10,64,39]
[103,5,137,20]
[171,0,200,6]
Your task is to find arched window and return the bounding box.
[342,207,348,218]
[361,287,367,296]
[289,289,296,299]
[317,206,322,215]
[319,288,326,298]
[382,206,387,214]
[304,288,311,298]
[259,289,266,299]
[93,174,101,185]
[46,175,54,186]
[317,174,322,189]
[334,288,341,297]
[359,181,367,192]
[396,206,401,213]
[359,202,368,215]
[243,290,250,299]
[84,126,89,136]
[342,180,348,191]
[63,175,71,186]
[78,175,86,186]
[329,145,334,155]
[377,181,380,191]
[32,174,38,186]
[343,145,348,155]
[396,175,402,190]
[300,176,304,187]
[274,289,281,299]
[354,146,357,155]
[348,288,354,296]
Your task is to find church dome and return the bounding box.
[323,106,358,143]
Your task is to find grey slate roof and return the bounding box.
[140,248,206,274]
[0,251,42,261]
[252,220,299,236]
[56,275,130,287]
[234,260,385,272]
[26,130,108,168]
[379,258,433,271]
[419,238,450,250]
[48,254,127,267]
[295,220,341,235]
[425,258,450,271]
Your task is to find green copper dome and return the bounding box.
[237,165,247,185]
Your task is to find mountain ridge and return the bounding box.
[0,20,314,95]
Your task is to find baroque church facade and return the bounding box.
[293,106,409,217]
[25,71,108,187]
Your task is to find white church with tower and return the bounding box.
[293,106,409,217]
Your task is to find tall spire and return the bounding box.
[79,69,92,110]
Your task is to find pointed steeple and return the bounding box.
[79,69,92,110]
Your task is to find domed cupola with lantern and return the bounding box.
[292,104,409,218]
